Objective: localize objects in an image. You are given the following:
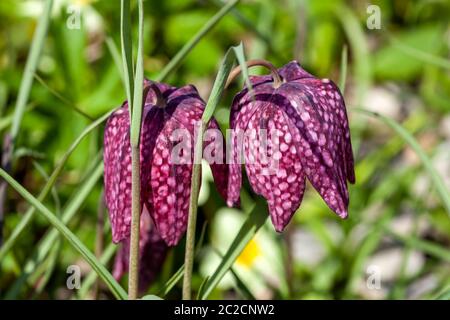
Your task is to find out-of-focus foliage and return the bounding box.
[0,0,449,300]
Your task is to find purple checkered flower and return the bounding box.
[227,61,355,232]
[104,80,228,246]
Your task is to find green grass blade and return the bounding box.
[232,43,253,94]
[355,108,450,216]
[141,294,163,300]
[120,0,134,113]
[77,242,117,299]
[385,228,450,262]
[4,160,102,298]
[436,288,450,300]
[390,36,450,71]
[334,4,371,104]
[202,43,251,124]
[0,167,127,300]
[130,0,144,147]
[32,233,62,297]
[199,201,268,300]
[208,247,256,300]
[34,74,94,120]
[10,0,53,140]
[156,0,240,82]
[344,208,394,294]
[106,37,125,86]
[201,48,236,123]
[31,160,61,215]
[339,45,348,93]
[0,110,113,261]
[229,266,255,300]
[160,265,184,297]
[0,105,35,132]
[208,0,279,59]
[159,223,207,297]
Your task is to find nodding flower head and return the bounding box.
[104,80,228,246]
[227,60,355,232]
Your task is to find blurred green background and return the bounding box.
[0,0,449,300]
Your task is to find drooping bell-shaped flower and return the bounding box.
[227,61,355,232]
[104,80,228,246]
[112,208,168,294]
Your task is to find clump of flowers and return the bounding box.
[103,61,355,290]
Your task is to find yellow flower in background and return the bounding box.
[236,238,261,268]
[200,208,288,299]
[72,0,94,6]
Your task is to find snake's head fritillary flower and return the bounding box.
[112,208,168,294]
[227,61,355,232]
[104,80,228,246]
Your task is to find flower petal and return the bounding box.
[243,103,306,231]
[149,87,203,246]
[150,119,192,246]
[277,60,314,81]
[104,104,161,243]
[204,118,229,201]
[104,106,133,243]
[227,86,262,206]
[295,78,355,184]
[274,82,351,218]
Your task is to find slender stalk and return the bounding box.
[226,59,282,88]
[182,122,204,300]
[127,0,145,300]
[181,44,250,299]
[128,147,141,299]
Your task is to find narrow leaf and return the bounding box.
[339,45,348,93]
[120,0,134,114]
[390,35,450,71]
[156,0,240,82]
[355,108,450,216]
[129,0,145,147]
[106,37,125,86]
[0,168,127,300]
[0,110,113,261]
[11,0,53,139]
[199,201,268,300]
[78,242,117,298]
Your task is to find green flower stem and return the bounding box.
[127,0,145,300]
[225,59,282,88]
[128,147,141,299]
[181,43,250,299]
[182,123,204,300]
